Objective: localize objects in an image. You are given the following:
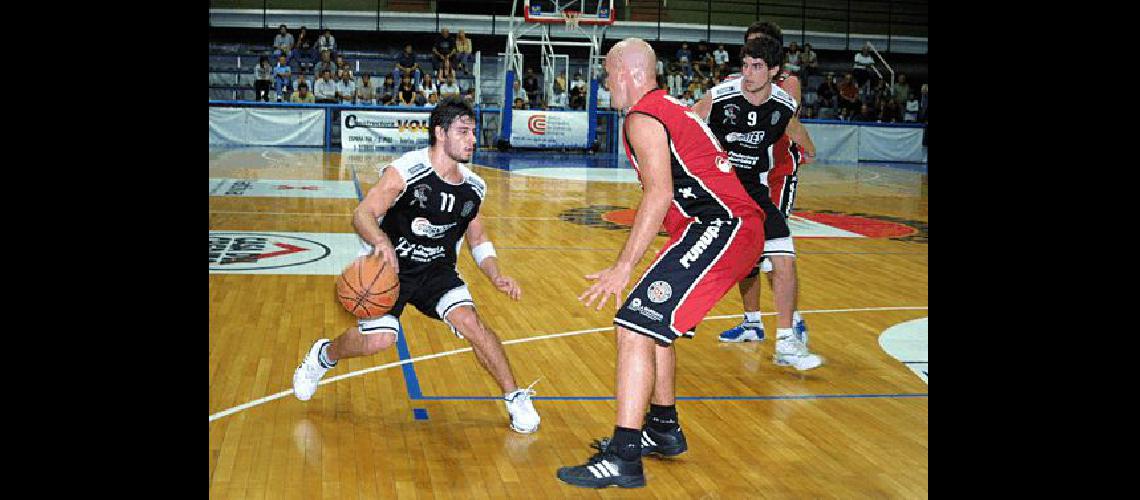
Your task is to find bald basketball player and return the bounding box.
[557,38,765,489]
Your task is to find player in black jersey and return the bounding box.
[293,97,541,434]
[696,36,822,370]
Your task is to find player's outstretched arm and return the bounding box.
[781,74,816,164]
[691,93,713,121]
[465,213,520,300]
[353,165,405,273]
[580,113,673,311]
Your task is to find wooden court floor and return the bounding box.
[209,147,929,499]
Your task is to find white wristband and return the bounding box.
[471,241,496,266]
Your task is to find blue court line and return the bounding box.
[411,393,927,401]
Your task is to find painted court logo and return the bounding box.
[527,114,547,135]
[209,233,331,271]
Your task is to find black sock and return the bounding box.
[607,426,642,461]
[647,404,679,431]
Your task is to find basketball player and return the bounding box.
[292,96,541,434]
[693,21,821,368]
[557,38,765,489]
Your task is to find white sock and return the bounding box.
[793,311,803,324]
[318,342,338,368]
[743,311,762,324]
[776,328,795,340]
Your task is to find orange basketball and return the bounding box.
[336,254,400,319]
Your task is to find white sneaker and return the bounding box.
[293,339,332,401]
[774,335,823,371]
[504,379,541,434]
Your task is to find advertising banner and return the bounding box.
[509,110,590,148]
[341,110,431,151]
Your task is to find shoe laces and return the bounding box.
[587,438,614,464]
[777,336,809,355]
[507,377,541,405]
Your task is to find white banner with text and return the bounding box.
[340,110,431,151]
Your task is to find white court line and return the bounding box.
[208,306,928,422]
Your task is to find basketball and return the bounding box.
[336,254,400,318]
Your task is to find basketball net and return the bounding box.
[563,10,580,30]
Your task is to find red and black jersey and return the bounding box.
[623,89,762,237]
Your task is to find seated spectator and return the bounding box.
[293,26,309,53]
[676,43,692,79]
[317,29,336,60]
[523,67,541,107]
[290,83,315,103]
[356,73,377,105]
[838,72,861,116]
[918,83,928,122]
[378,76,395,105]
[880,97,900,123]
[695,41,713,76]
[272,25,294,60]
[680,90,696,107]
[904,94,920,122]
[713,44,730,76]
[438,75,460,98]
[288,39,316,72]
[397,76,416,106]
[335,54,353,80]
[569,85,585,110]
[512,97,527,110]
[784,42,801,77]
[800,43,818,76]
[552,74,568,107]
[418,73,438,100]
[570,71,586,94]
[432,28,456,75]
[414,89,428,106]
[892,73,911,104]
[253,56,273,102]
[425,93,440,108]
[853,43,876,89]
[512,79,528,104]
[336,70,356,104]
[455,30,473,75]
[687,78,704,101]
[816,72,838,109]
[313,69,338,103]
[313,51,337,81]
[273,54,293,101]
[293,70,312,96]
[393,44,422,87]
[852,103,874,122]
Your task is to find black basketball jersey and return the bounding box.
[378,147,486,276]
[707,78,797,205]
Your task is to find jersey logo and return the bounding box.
[725,131,765,147]
[715,156,733,173]
[411,183,431,209]
[678,187,697,199]
[460,200,475,217]
[393,236,446,263]
[771,110,781,125]
[722,103,739,125]
[410,217,457,239]
[408,162,429,178]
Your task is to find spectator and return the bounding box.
[438,75,460,98]
[425,92,440,108]
[868,79,890,110]
[523,67,540,107]
[656,58,665,77]
[414,88,428,106]
[880,97,900,123]
[293,70,312,95]
[686,77,704,101]
[418,73,438,101]
[695,41,713,76]
[273,54,293,101]
[272,25,294,59]
[336,70,356,104]
[462,88,475,105]
[853,43,876,89]
[713,43,730,76]
[676,43,692,79]
[892,73,911,105]
[904,93,920,122]
[552,73,568,107]
[288,39,316,72]
[437,63,456,85]
[253,56,273,102]
[852,103,874,122]
[570,71,586,94]
[355,73,377,105]
[569,85,585,110]
[801,43,819,76]
[667,64,684,97]
[317,29,336,60]
[313,51,337,81]
[294,26,309,52]
[784,42,801,77]
[335,54,353,79]
[313,69,338,103]
[393,44,422,88]
[512,79,528,104]
[513,97,527,110]
[397,76,416,106]
[432,28,456,75]
[816,72,838,110]
[918,83,928,123]
[838,72,861,117]
[455,30,473,75]
[596,80,611,109]
[680,89,695,107]
[378,75,395,105]
[290,83,315,103]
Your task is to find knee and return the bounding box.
[362,331,396,354]
[448,307,486,339]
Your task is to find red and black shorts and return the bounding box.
[614,216,764,346]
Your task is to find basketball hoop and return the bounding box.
[563,10,581,30]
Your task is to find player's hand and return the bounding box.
[579,263,633,312]
[800,146,815,166]
[370,240,399,275]
[493,275,521,301]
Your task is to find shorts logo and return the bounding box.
[771,110,780,125]
[627,298,664,322]
[679,223,722,269]
[647,281,672,303]
[410,217,457,239]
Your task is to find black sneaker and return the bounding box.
[599,426,689,458]
[640,425,688,458]
[556,439,646,488]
